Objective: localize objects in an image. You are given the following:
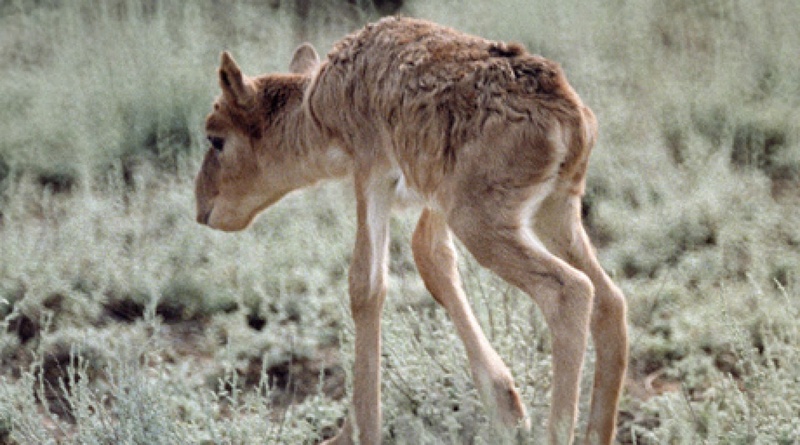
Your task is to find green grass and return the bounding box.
[1,0,799,443]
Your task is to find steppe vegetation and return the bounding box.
[1,1,798,443]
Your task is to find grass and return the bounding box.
[1,0,799,443]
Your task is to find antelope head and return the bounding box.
[195,46,320,231]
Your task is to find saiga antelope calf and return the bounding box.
[194,16,627,445]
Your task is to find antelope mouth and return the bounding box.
[197,208,213,226]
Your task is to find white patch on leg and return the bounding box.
[365,174,395,291]
[392,171,425,208]
[520,121,565,232]
[519,178,556,253]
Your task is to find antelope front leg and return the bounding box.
[323,171,394,445]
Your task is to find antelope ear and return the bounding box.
[219,51,254,106]
[289,43,319,75]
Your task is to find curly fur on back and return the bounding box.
[306,16,596,196]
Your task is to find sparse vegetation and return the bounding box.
[0,0,798,444]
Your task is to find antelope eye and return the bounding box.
[208,136,225,152]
